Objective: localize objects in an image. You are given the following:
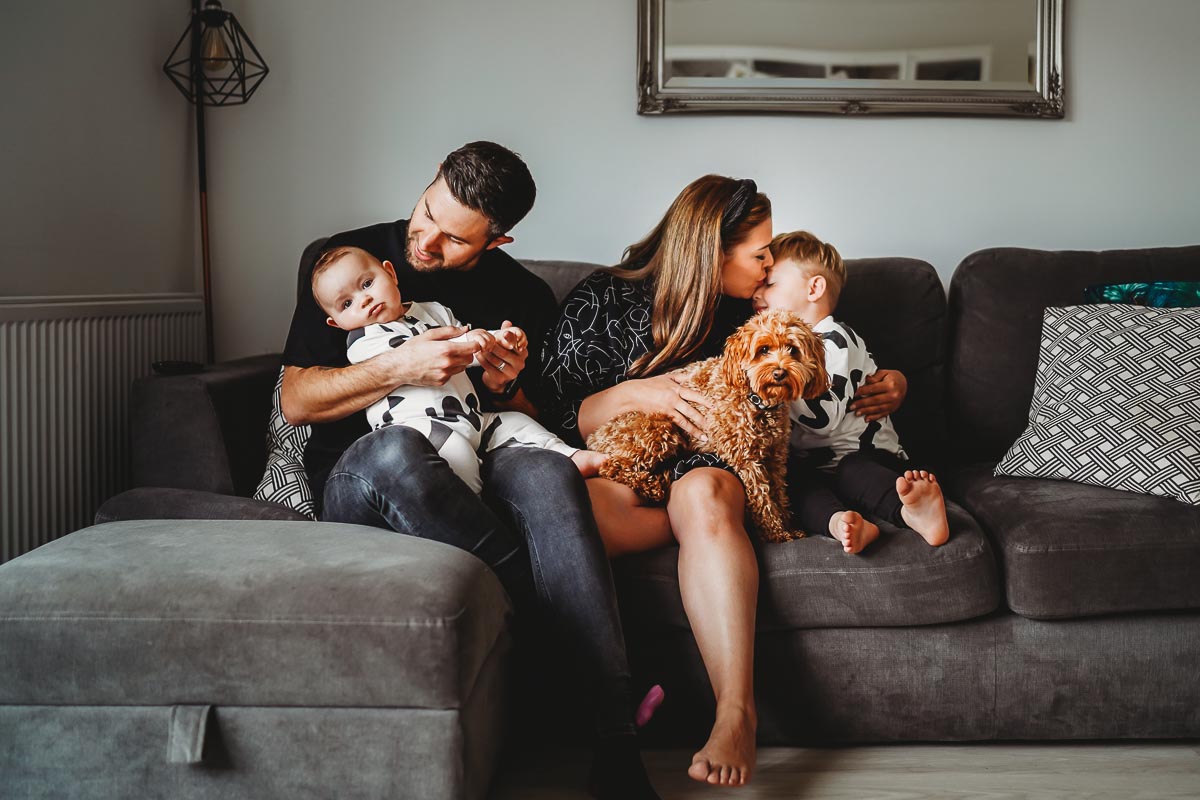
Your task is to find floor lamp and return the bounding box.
[164,0,268,363]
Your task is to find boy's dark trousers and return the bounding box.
[787,449,911,537]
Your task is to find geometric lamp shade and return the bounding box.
[163,0,268,106]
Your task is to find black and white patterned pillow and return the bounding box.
[253,368,317,519]
[995,304,1200,505]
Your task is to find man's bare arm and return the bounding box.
[280,326,481,425]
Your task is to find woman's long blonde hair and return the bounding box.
[607,174,771,378]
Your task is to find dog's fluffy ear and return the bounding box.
[721,323,754,389]
[796,327,831,400]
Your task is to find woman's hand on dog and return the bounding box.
[650,371,710,441]
[849,369,908,421]
[577,369,709,441]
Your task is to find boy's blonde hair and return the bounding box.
[770,231,847,307]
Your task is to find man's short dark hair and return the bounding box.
[436,141,536,239]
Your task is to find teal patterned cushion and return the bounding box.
[1083,281,1200,307]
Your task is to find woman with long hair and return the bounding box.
[541,174,905,788]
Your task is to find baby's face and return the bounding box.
[752,258,812,314]
[314,251,403,331]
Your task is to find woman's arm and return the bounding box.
[577,373,709,442]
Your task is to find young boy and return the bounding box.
[752,231,949,554]
[311,245,604,493]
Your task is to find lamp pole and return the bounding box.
[189,0,215,363]
[165,0,267,363]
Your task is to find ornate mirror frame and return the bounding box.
[637,0,1064,118]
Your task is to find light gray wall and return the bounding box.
[7,1,1199,361]
[1,1,196,298]
[206,0,1199,361]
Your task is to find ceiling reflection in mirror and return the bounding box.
[664,0,1037,88]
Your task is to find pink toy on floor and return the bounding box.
[635,684,665,728]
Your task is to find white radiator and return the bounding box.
[0,294,204,563]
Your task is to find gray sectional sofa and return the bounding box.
[2,245,1197,798]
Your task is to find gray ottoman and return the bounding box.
[0,520,512,800]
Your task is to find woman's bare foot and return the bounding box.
[572,449,608,478]
[828,510,880,554]
[897,470,950,546]
[687,705,756,787]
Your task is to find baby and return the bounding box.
[311,245,604,493]
[752,231,949,554]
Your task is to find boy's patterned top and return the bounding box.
[790,315,905,468]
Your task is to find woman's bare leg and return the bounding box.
[587,477,673,556]
[668,469,758,788]
[587,470,758,786]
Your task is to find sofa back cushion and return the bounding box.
[524,257,949,464]
[132,354,281,497]
[946,246,1200,463]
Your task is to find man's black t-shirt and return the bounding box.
[281,219,558,507]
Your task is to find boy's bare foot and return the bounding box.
[897,470,950,546]
[687,705,756,787]
[572,449,608,478]
[828,510,880,554]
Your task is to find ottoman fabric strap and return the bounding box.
[168,705,213,764]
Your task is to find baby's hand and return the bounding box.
[463,328,497,353]
[495,325,527,353]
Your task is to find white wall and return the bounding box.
[8,1,1197,361]
[1,1,196,298]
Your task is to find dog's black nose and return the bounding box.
[773,369,786,381]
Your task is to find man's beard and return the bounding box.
[406,233,445,272]
[405,232,481,272]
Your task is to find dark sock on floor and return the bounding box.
[588,733,660,800]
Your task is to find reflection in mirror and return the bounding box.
[664,0,1037,86]
[638,0,1064,117]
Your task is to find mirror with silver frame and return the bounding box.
[638,0,1064,117]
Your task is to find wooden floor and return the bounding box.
[490,743,1200,799]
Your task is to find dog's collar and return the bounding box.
[748,392,781,411]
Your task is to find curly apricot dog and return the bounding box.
[587,309,829,543]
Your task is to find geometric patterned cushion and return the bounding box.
[252,368,317,519]
[995,304,1200,505]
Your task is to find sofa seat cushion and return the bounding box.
[950,464,1200,619]
[614,500,999,631]
[0,520,510,709]
[95,487,312,523]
